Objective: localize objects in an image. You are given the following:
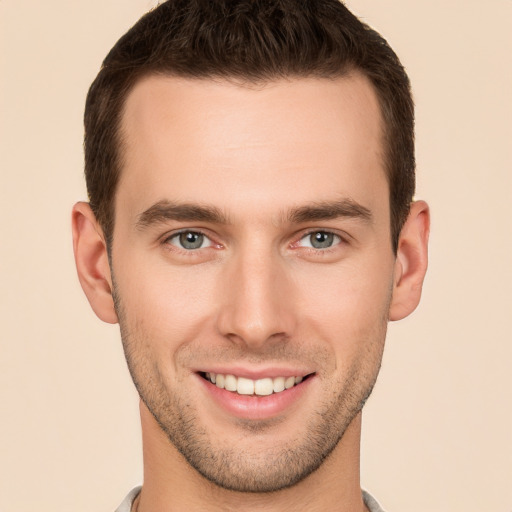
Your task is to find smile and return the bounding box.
[203,372,308,396]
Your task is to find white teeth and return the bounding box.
[284,376,295,389]
[224,374,237,392]
[254,378,273,396]
[207,372,307,396]
[237,377,255,395]
[273,376,285,393]
[215,374,225,389]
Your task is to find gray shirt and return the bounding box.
[115,486,386,511]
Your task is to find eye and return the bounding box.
[167,231,212,250]
[298,231,341,249]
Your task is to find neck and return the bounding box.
[135,402,368,512]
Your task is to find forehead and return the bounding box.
[117,74,387,222]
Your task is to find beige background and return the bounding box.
[1,1,511,510]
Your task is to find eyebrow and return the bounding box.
[136,200,229,229]
[286,199,373,224]
[136,197,372,230]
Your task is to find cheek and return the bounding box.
[114,256,221,347]
[294,260,393,360]
[296,254,393,310]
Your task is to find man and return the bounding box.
[72,0,429,510]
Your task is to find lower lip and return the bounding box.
[197,374,314,420]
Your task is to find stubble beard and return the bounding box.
[113,286,388,493]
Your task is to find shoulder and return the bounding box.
[115,486,142,512]
[362,489,387,512]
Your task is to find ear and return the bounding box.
[389,200,430,321]
[71,202,118,324]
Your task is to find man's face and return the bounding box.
[111,74,395,492]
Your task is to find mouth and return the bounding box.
[200,371,314,397]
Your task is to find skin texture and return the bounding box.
[72,74,429,512]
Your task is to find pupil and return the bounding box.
[180,232,203,249]
[311,231,333,249]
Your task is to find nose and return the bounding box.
[216,246,296,350]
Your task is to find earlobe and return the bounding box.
[72,202,118,324]
[389,200,430,321]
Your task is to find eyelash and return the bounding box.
[162,229,219,253]
[292,230,347,253]
[161,229,348,254]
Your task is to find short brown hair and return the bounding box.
[84,0,415,252]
